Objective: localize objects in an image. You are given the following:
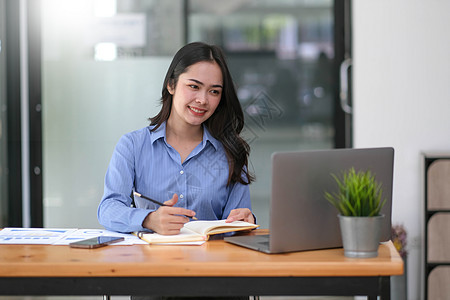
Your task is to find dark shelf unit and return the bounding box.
[424,153,450,299]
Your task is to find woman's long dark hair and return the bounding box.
[150,42,254,186]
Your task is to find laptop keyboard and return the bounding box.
[256,234,270,246]
[258,240,270,246]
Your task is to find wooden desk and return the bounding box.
[0,230,403,299]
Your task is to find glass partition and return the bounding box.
[42,0,184,228]
[42,0,334,229]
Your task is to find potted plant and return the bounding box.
[325,167,386,258]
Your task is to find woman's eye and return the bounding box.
[189,85,199,89]
[210,90,221,95]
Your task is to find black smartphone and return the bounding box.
[69,236,124,249]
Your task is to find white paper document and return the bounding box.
[0,227,147,245]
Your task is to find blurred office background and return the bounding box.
[1,0,345,230]
[43,0,337,230]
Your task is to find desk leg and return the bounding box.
[379,276,391,300]
[368,276,391,300]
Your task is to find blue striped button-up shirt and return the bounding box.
[98,122,251,233]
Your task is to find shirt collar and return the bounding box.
[202,125,220,151]
[149,122,166,144]
[150,122,220,151]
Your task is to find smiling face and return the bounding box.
[167,61,223,128]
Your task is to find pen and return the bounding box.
[133,191,198,220]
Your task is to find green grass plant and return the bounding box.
[324,167,386,217]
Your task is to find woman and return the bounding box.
[98,42,255,235]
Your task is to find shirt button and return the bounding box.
[180,194,184,199]
[180,170,184,175]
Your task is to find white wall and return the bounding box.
[353,1,450,299]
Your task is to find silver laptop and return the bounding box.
[225,147,394,254]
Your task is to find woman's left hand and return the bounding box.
[225,208,255,224]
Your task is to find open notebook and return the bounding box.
[136,220,259,244]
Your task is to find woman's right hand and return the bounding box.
[142,194,196,235]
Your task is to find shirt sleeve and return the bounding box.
[97,134,153,233]
[222,180,252,221]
